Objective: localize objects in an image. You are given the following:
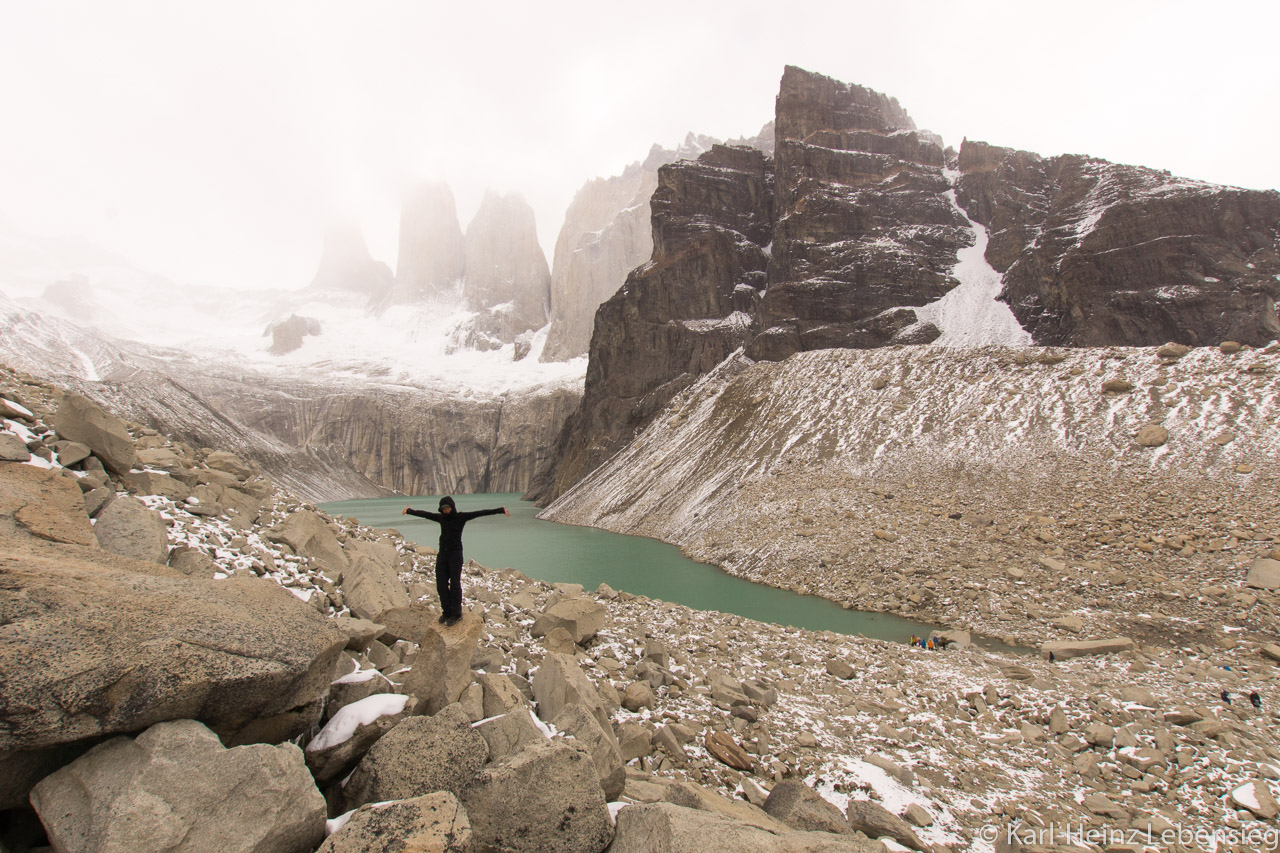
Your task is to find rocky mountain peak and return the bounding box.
[955,139,1280,345]
[460,190,551,351]
[394,180,466,302]
[307,223,394,303]
[531,65,1280,504]
[776,65,916,143]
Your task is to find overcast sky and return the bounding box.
[2,0,1277,293]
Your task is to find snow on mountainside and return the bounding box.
[911,171,1032,346]
[543,342,1280,648]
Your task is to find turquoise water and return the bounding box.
[320,492,942,644]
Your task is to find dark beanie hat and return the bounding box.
[438,496,456,511]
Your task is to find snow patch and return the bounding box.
[913,172,1032,347]
[306,693,410,752]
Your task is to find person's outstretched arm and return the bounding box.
[403,507,443,521]
[456,506,509,521]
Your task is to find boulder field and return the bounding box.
[3,362,1280,852]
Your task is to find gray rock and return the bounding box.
[1230,779,1280,820]
[0,536,347,809]
[0,431,28,461]
[459,681,485,722]
[333,615,387,651]
[742,678,779,707]
[616,722,654,762]
[342,703,487,810]
[82,484,112,517]
[266,510,350,571]
[825,659,856,680]
[479,671,528,719]
[532,652,611,729]
[1119,687,1158,707]
[94,495,170,563]
[476,705,550,762]
[29,719,325,853]
[327,667,393,720]
[53,439,92,466]
[342,549,411,622]
[204,449,255,479]
[135,446,184,470]
[864,754,915,786]
[709,672,750,708]
[168,545,219,577]
[553,703,626,801]
[1040,637,1136,660]
[901,803,933,827]
[0,463,97,546]
[845,800,926,851]
[122,470,192,503]
[763,778,852,834]
[1245,558,1280,590]
[622,680,657,712]
[403,611,484,715]
[1083,722,1115,747]
[657,779,791,834]
[543,624,578,654]
[1136,424,1169,447]
[609,802,880,853]
[460,740,613,853]
[532,597,607,645]
[53,392,137,475]
[316,792,471,853]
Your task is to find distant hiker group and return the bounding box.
[403,496,508,625]
[910,634,943,651]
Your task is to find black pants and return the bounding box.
[436,550,464,618]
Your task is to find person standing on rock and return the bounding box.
[402,496,508,626]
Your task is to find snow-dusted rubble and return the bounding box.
[543,342,1280,648]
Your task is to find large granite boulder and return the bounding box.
[0,536,347,807]
[552,702,626,801]
[763,778,852,834]
[1040,637,1137,660]
[52,391,137,475]
[532,652,612,729]
[341,703,488,810]
[0,463,96,546]
[845,800,926,851]
[29,719,325,853]
[532,597,607,645]
[460,740,613,853]
[609,802,881,853]
[402,610,485,714]
[317,792,472,853]
[267,509,350,571]
[93,495,170,563]
[475,706,550,762]
[341,539,410,622]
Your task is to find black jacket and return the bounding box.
[406,503,504,553]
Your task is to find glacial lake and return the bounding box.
[320,492,943,645]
